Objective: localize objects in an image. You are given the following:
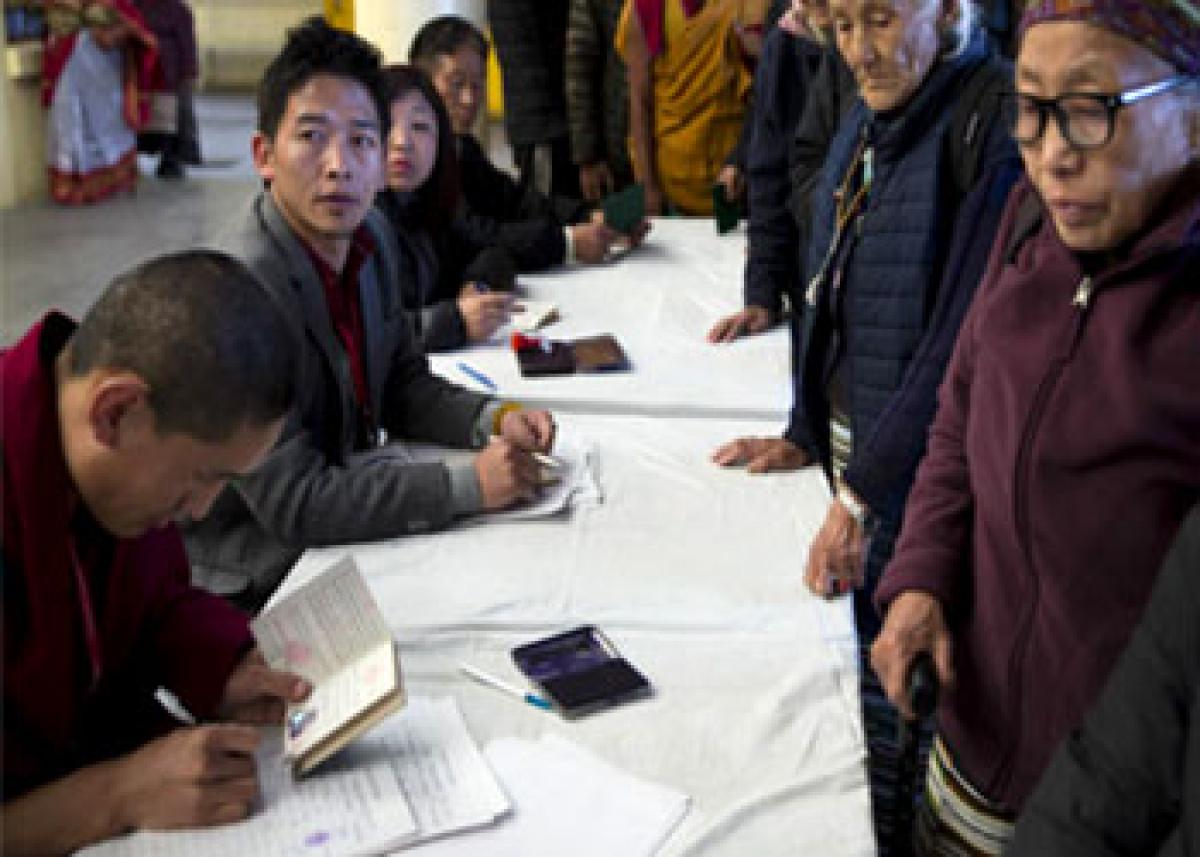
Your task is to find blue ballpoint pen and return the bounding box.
[456,361,497,391]
[459,663,553,711]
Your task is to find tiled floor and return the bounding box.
[0,94,515,345]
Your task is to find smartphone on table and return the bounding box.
[511,625,652,718]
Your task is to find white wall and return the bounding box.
[194,0,323,90]
[1,37,48,207]
[356,0,486,64]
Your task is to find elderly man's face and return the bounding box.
[829,0,944,113]
[1017,21,1195,251]
[431,46,485,136]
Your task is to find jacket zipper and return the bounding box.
[991,275,1093,797]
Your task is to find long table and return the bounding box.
[282,413,874,856]
[428,218,794,421]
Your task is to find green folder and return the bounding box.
[602,184,646,235]
[712,183,741,234]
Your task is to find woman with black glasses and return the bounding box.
[870,0,1200,852]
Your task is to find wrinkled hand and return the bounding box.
[711,436,810,473]
[716,164,745,202]
[217,648,311,726]
[570,222,622,264]
[579,162,614,202]
[707,305,774,343]
[112,724,262,830]
[498,408,556,453]
[457,287,515,342]
[871,591,955,719]
[804,498,865,597]
[475,438,541,510]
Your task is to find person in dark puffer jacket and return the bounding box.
[486,0,580,199]
[711,1,1020,849]
[1008,504,1200,856]
[565,0,634,201]
[713,1,1018,628]
[707,0,836,344]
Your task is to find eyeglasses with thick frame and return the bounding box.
[1000,76,1192,150]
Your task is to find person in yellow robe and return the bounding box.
[617,0,766,215]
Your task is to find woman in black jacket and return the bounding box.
[376,64,517,352]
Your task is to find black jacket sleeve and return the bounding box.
[458,134,589,226]
[1007,505,1200,856]
[724,112,752,172]
[486,0,570,147]
[453,207,566,272]
[788,47,855,258]
[840,154,1021,518]
[743,30,821,314]
[417,302,468,353]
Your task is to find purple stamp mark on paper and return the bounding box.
[284,639,312,666]
[304,830,331,847]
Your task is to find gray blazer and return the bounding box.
[184,192,492,611]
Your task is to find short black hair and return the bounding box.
[408,15,488,73]
[257,15,388,140]
[380,64,461,232]
[69,251,296,443]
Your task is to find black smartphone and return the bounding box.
[511,625,651,717]
[515,339,575,376]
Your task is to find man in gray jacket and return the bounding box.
[184,18,554,612]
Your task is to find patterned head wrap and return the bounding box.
[1019,0,1200,75]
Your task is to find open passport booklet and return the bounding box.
[251,556,406,775]
[80,558,514,857]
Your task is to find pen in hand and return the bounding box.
[458,663,552,711]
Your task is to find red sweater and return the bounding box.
[2,315,252,800]
[877,174,1200,811]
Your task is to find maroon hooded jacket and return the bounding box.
[2,315,252,800]
[877,173,1200,811]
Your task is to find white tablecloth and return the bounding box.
[283,414,874,856]
[428,219,793,421]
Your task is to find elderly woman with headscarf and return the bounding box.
[870,0,1200,851]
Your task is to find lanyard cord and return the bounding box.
[67,538,103,691]
[834,136,873,236]
[805,130,875,307]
